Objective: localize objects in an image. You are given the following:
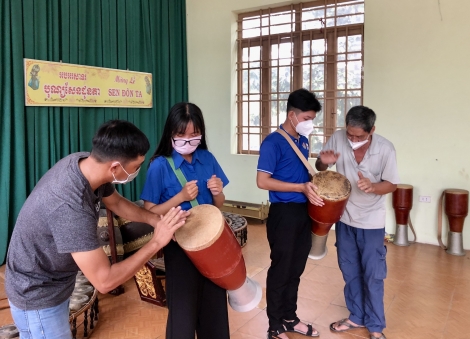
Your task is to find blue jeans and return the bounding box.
[335,221,387,333]
[9,299,72,339]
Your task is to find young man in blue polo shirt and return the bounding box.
[257,88,323,339]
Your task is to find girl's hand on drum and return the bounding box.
[153,207,189,248]
[180,180,198,201]
[357,171,375,193]
[207,175,223,196]
[303,182,324,206]
[319,150,341,165]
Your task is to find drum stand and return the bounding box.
[393,218,417,247]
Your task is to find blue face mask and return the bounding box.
[112,162,140,184]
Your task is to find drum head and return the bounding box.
[312,171,351,201]
[175,204,224,252]
[397,184,413,189]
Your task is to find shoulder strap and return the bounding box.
[166,156,198,208]
[437,190,446,249]
[275,129,316,177]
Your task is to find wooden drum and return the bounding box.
[307,171,351,260]
[438,189,469,256]
[175,204,261,312]
[392,184,416,246]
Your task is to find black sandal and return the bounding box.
[267,327,286,339]
[283,317,320,337]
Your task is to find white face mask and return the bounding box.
[112,162,141,184]
[348,138,369,150]
[291,115,314,137]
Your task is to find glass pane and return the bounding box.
[242,70,248,93]
[279,100,287,123]
[346,97,361,111]
[303,41,310,57]
[346,60,362,89]
[337,37,346,53]
[249,130,261,151]
[337,62,345,89]
[310,135,323,154]
[347,52,362,60]
[337,91,345,97]
[271,100,279,126]
[270,11,294,34]
[336,98,345,127]
[337,54,346,61]
[310,64,324,91]
[249,101,260,126]
[303,65,311,89]
[279,66,291,92]
[326,18,334,27]
[242,102,249,125]
[347,90,361,97]
[249,69,260,93]
[337,14,364,26]
[242,17,260,30]
[314,107,324,127]
[271,67,278,92]
[337,3,364,16]
[242,134,248,150]
[348,35,362,52]
[243,28,261,39]
[326,7,335,17]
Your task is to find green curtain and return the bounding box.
[0,0,188,265]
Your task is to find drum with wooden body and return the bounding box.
[439,189,469,256]
[307,171,351,260]
[175,204,262,312]
[392,184,414,246]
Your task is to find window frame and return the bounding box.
[236,0,364,156]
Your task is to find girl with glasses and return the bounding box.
[141,102,230,339]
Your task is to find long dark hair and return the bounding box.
[149,102,208,164]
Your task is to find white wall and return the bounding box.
[186,0,470,248]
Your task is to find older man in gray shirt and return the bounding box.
[6,120,189,339]
[316,106,399,339]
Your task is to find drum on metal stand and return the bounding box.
[307,171,351,260]
[392,184,416,246]
[175,204,262,312]
[438,189,469,256]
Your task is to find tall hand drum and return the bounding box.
[307,171,351,260]
[392,184,416,246]
[438,189,469,256]
[175,204,262,312]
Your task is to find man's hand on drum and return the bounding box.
[302,182,324,206]
[180,180,198,201]
[357,171,375,193]
[207,175,223,196]
[319,150,341,165]
[152,206,189,248]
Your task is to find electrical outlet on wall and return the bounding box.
[419,195,431,203]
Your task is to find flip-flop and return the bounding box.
[370,334,386,339]
[329,318,365,332]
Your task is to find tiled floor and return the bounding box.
[1,220,470,339]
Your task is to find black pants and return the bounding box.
[266,202,312,331]
[164,240,230,339]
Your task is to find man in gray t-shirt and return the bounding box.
[6,120,189,339]
[316,106,399,339]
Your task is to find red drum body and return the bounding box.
[307,171,351,260]
[442,189,469,256]
[393,184,413,225]
[175,204,261,312]
[445,189,469,233]
[392,184,414,246]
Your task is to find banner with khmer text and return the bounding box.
[24,59,153,108]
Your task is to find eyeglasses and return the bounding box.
[172,138,202,147]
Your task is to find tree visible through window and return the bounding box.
[236,0,364,156]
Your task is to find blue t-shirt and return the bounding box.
[141,149,229,210]
[257,125,310,203]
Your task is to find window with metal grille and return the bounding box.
[236,0,364,156]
